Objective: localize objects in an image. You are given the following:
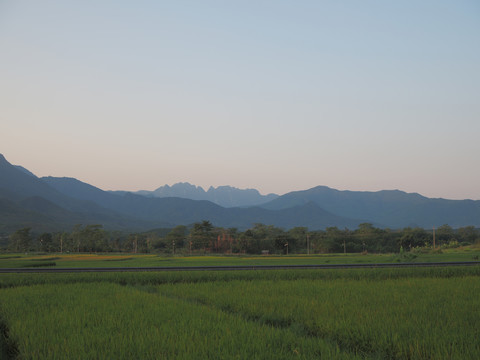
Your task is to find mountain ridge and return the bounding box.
[2,153,480,232]
[261,185,480,228]
[1,155,361,232]
[130,182,279,208]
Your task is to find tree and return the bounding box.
[398,227,429,250]
[236,230,253,254]
[70,224,83,252]
[354,223,381,253]
[165,225,188,254]
[437,224,455,245]
[189,220,214,252]
[38,232,54,252]
[83,225,106,252]
[457,226,478,244]
[9,227,32,252]
[70,224,107,252]
[249,224,285,254]
[324,227,346,253]
[125,233,150,253]
[288,227,308,253]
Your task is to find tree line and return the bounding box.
[3,222,479,255]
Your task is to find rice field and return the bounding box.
[1,266,479,359]
[1,246,480,269]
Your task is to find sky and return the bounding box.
[1,1,479,199]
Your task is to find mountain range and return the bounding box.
[1,153,479,233]
[128,183,278,208]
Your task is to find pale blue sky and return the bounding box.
[1,1,479,199]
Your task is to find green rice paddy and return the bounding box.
[0,252,479,359]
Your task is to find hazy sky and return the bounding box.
[1,1,479,199]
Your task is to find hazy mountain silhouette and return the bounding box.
[2,154,480,233]
[0,155,158,232]
[0,154,113,216]
[1,155,358,232]
[132,182,278,208]
[42,177,360,230]
[261,185,480,228]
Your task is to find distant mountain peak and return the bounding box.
[155,182,205,192]
[136,182,278,208]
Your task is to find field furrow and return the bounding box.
[0,282,359,359]
[156,276,480,359]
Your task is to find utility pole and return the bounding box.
[433,226,436,249]
[285,242,289,255]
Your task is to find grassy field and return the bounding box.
[1,245,480,269]
[0,263,479,359]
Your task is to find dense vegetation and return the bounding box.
[2,221,479,255]
[1,266,479,359]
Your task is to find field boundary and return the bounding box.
[0,261,479,273]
